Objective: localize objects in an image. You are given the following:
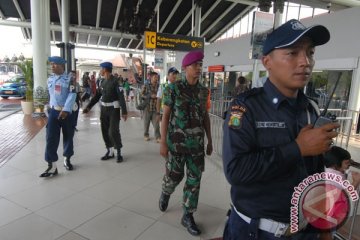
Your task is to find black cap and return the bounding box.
[262,19,330,55]
[149,71,159,77]
[168,67,179,74]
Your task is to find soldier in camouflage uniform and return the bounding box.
[158,51,213,236]
[142,72,160,142]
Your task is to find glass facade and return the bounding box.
[216,2,328,42]
[308,70,353,110]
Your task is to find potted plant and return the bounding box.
[17,59,34,115]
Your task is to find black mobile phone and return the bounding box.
[314,114,337,128]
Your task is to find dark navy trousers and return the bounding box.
[72,108,79,128]
[223,207,320,240]
[45,108,74,162]
[100,106,122,149]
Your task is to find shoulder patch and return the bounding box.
[228,103,247,129]
[231,105,247,112]
[228,111,245,129]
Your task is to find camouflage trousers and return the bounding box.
[162,152,205,213]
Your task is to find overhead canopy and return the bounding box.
[0,0,358,52]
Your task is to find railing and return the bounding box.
[209,100,360,152]
[209,113,224,158]
[323,109,360,149]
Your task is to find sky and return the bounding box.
[0,24,123,62]
[0,25,32,59]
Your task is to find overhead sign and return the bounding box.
[208,65,224,72]
[144,31,204,51]
[154,50,164,69]
[250,11,274,59]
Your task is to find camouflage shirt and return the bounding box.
[163,78,209,155]
[141,83,158,112]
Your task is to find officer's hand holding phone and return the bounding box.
[295,122,339,157]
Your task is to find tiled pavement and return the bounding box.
[0,101,229,240]
[0,112,47,167]
[1,100,360,240]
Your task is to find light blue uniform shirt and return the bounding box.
[48,72,76,112]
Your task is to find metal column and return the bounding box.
[61,0,72,72]
[194,3,201,37]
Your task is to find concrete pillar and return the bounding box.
[31,0,49,109]
[61,0,69,43]
[44,0,51,58]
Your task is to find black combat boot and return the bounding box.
[181,213,201,236]
[159,192,170,212]
[116,148,123,163]
[39,162,58,178]
[63,157,73,171]
[101,148,114,160]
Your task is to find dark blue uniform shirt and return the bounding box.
[223,79,324,223]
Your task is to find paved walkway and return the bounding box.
[0,100,359,240]
[0,102,229,240]
[0,112,46,167]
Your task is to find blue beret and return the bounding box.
[262,19,330,56]
[100,62,113,69]
[182,51,204,67]
[48,56,66,64]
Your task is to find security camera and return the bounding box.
[326,2,332,9]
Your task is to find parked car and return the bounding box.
[0,75,26,99]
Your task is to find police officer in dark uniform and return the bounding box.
[222,19,339,239]
[83,62,127,162]
[40,56,76,177]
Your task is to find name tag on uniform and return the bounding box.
[55,83,61,95]
[256,121,286,128]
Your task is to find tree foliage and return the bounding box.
[17,59,33,101]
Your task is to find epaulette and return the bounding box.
[235,87,263,102]
[223,88,262,120]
